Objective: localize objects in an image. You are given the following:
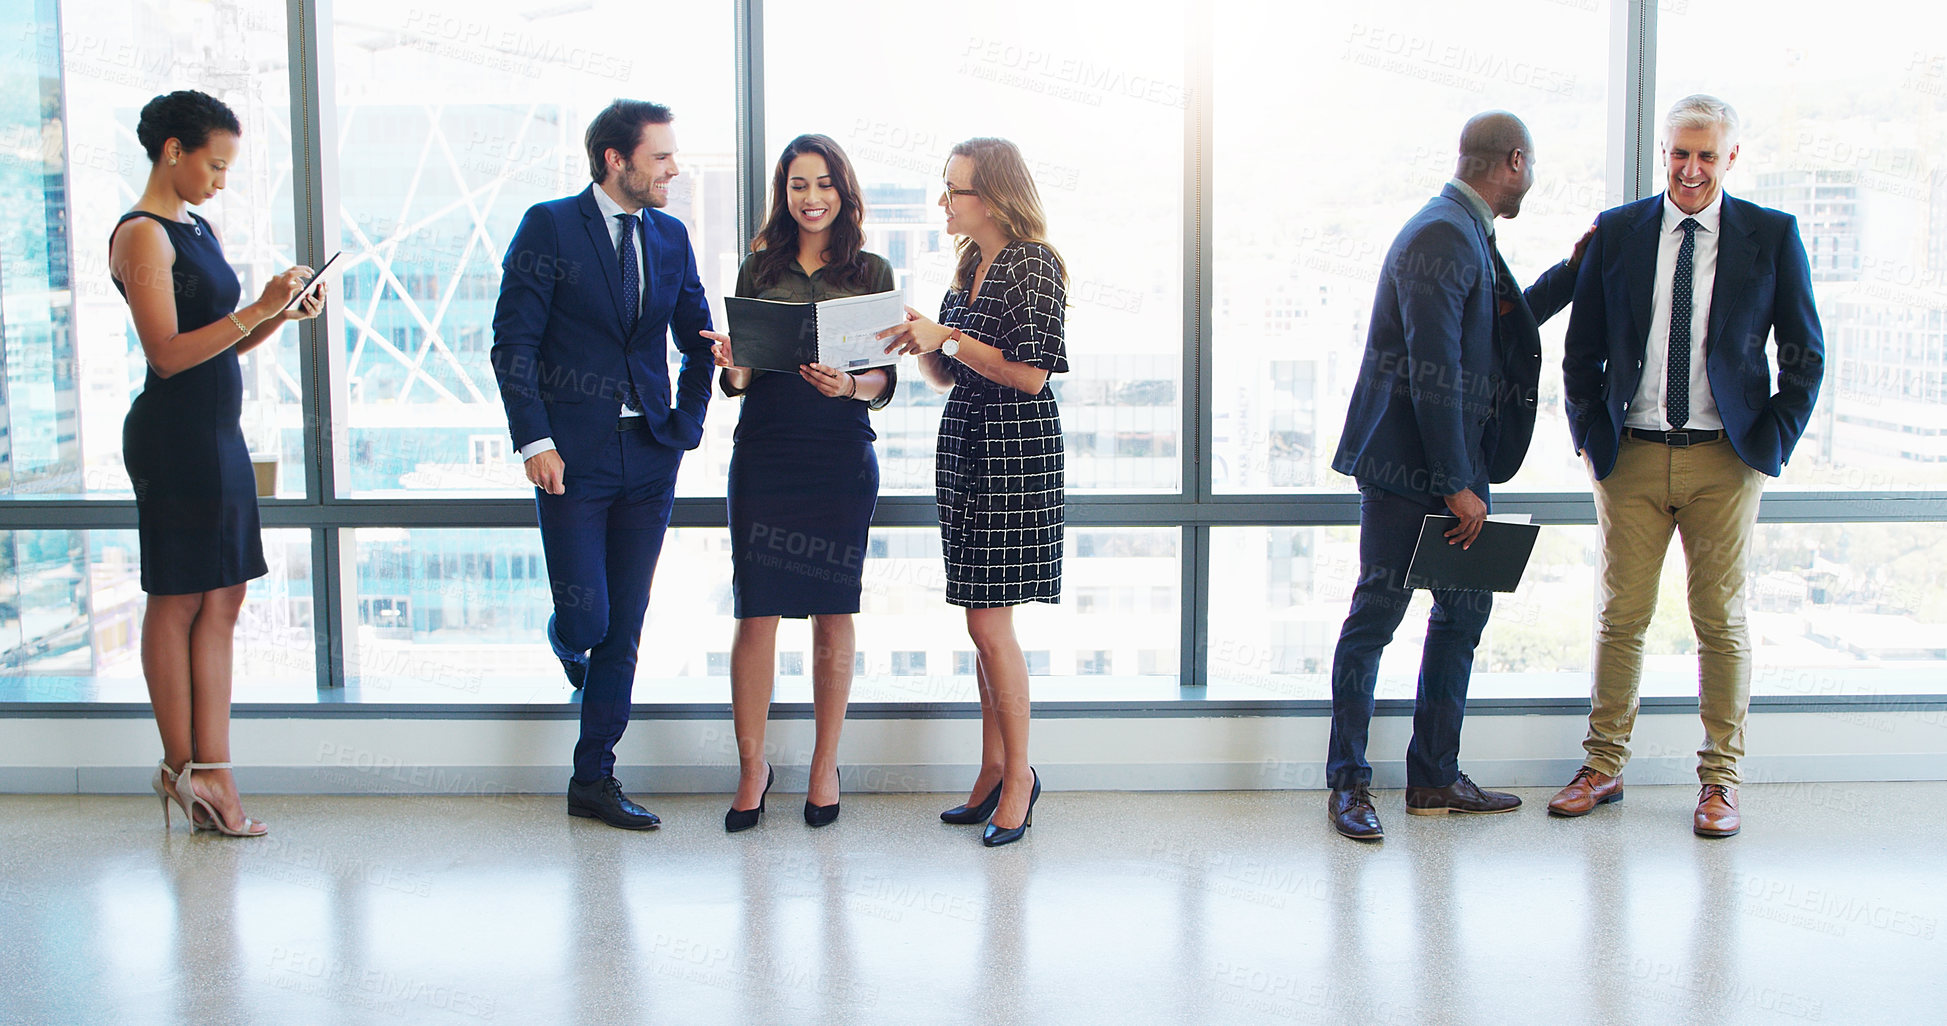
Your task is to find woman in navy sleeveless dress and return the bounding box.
[111,91,323,837]
[120,209,265,594]
[883,138,1068,848]
[704,136,896,832]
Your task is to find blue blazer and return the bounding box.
[491,185,713,467]
[1563,192,1824,479]
[1333,185,1576,499]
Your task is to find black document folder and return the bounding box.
[1402,516,1541,593]
[723,296,819,372]
[723,292,903,374]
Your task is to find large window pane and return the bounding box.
[0,528,314,699]
[330,0,736,497]
[19,0,306,498]
[1658,1,1947,491]
[762,0,1186,495]
[1213,1,1611,493]
[345,526,1177,701]
[1209,524,1597,699]
[1208,522,1947,700]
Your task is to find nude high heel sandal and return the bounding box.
[178,762,268,837]
[151,760,193,829]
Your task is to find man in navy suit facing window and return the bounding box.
[491,100,714,829]
[1324,112,1584,841]
[1550,95,1823,837]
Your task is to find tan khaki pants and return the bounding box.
[1585,435,1766,786]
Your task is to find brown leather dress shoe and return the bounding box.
[1404,772,1520,815]
[1547,767,1624,817]
[1694,784,1740,837]
[1328,787,1383,840]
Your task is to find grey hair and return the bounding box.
[1665,94,1740,144]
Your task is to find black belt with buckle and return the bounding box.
[616,416,645,432]
[1626,427,1722,447]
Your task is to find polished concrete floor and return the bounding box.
[2,783,1941,1026]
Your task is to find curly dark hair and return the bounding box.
[749,134,873,293]
[135,90,242,163]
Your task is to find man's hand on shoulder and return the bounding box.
[1568,223,1598,271]
[525,450,566,495]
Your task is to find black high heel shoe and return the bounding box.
[981,768,1040,848]
[803,767,840,828]
[940,778,1004,825]
[725,764,774,833]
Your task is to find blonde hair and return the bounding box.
[946,137,1067,291]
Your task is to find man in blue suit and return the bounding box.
[491,100,714,829]
[1549,95,1823,838]
[1325,111,1583,841]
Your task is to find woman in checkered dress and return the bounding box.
[884,137,1067,847]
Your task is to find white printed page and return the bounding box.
[814,290,905,370]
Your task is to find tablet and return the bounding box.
[281,251,342,312]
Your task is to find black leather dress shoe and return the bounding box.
[1329,786,1384,840]
[1405,772,1520,815]
[567,776,660,830]
[559,658,587,690]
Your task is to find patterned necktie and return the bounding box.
[1667,217,1701,429]
[616,212,640,335]
[615,213,643,412]
[1487,232,1515,319]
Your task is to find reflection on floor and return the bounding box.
[2,784,1941,1025]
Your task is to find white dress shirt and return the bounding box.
[1626,192,1723,432]
[518,183,646,462]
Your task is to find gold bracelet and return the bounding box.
[227,312,250,336]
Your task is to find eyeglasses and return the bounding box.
[943,187,979,198]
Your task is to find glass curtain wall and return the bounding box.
[0,0,308,687]
[2,0,1944,704]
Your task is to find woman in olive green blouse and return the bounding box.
[702,134,896,832]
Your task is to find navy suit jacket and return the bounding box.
[1563,192,1824,479]
[1333,185,1576,500]
[491,185,713,469]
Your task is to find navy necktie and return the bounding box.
[616,212,640,335]
[615,213,643,412]
[1667,217,1701,429]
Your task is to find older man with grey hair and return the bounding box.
[1552,94,1824,837]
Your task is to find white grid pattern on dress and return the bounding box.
[935,242,1070,608]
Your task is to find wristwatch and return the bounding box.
[941,329,964,358]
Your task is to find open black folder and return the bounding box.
[1402,516,1541,592]
[723,291,903,374]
